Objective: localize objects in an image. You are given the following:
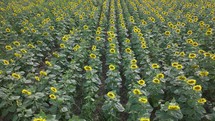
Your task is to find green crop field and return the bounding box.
[0,0,215,121]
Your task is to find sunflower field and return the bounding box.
[0,0,215,121]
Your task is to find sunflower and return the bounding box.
[22,89,32,95]
[151,63,160,69]
[168,104,180,110]
[139,117,150,121]
[12,73,21,79]
[109,64,115,71]
[152,78,160,84]
[90,53,96,59]
[3,60,9,65]
[164,31,171,36]
[110,48,116,54]
[193,85,202,92]
[5,45,13,50]
[177,75,186,81]
[50,87,57,93]
[125,48,132,53]
[133,89,142,95]
[13,41,20,46]
[45,61,52,66]
[60,43,65,48]
[49,94,56,99]
[138,97,148,103]
[138,79,145,86]
[40,71,47,76]
[35,76,40,81]
[186,79,196,85]
[130,64,138,69]
[84,66,92,71]
[156,73,164,79]
[197,98,207,104]
[107,91,116,99]
[189,53,197,59]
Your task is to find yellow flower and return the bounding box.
[35,76,40,81]
[130,64,138,69]
[109,64,115,71]
[40,71,47,76]
[12,73,21,79]
[3,60,9,65]
[28,44,35,48]
[13,41,20,46]
[92,45,96,51]
[180,52,185,57]
[125,38,130,43]
[151,63,160,69]
[189,53,197,59]
[138,97,148,103]
[60,43,65,48]
[176,64,183,70]
[193,85,202,92]
[187,79,196,85]
[110,48,116,53]
[176,29,180,33]
[198,50,205,54]
[164,31,171,36]
[167,45,171,48]
[187,30,193,35]
[50,87,57,93]
[138,79,145,86]
[177,75,186,81]
[83,25,89,30]
[96,36,101,41]
[96,31,101,35]
[110,43,115,48]
[5,28,11,32]
[20,49,27,54]
[5,45,13,50]
[49,94,56,99]
[199,71,209,77]
[131,59,137,64]
[203,52,210,57]
[141,44,147,49]
[139,117,150,121]
[49,26,54,30]
[90,53,96,59]
[171,62,178,67]
[53,52,59,58]
[0,70,3,75]
[62,35,69,41]
[31,29,37,33]
[133,89,142,95]
[197,98,207,104]
[168,104,180,110]
[22,89,32,95]
[14,53,22,58]
[108,37,112,42]
[156,73,164,79]
[152,78,160,84]
[205,30,212,35]
[186,39,193,44]
[45,61,52,66]
[84,66,92,71]
[125,48,132,53]
[107,91,116,99]
[192,42,199,47]
[33,117,46,121]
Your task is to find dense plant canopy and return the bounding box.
[0,0,215,121]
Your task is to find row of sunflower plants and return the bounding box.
[116,0,153,121]
[101,0,125,120]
